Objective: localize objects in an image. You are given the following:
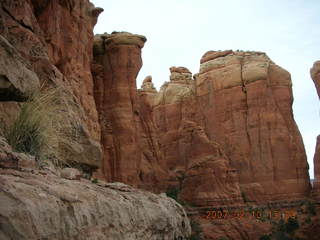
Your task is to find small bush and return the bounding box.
[166,187,180,202]
[285,217,299,234]
[5,87,72,167]
[241,191,248,203]
[91,178,98,184]
[259,234,271,240]
[306,201,316,216]
[188,219,202,240]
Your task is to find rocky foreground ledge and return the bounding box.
[0,168,191,240]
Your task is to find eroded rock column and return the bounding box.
[92,32,146,185]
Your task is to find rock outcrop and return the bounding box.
[0,0,317,239]
[311,61,320,98]
[312,136,320,200]
[0,168,191,240]
[0,36,39,101]
[311,61,320,200]
[149,67,242,206]
[196,50,310,202]
[92,32,147,185]
[0,0,102,169]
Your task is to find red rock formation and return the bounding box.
[0,0,103,168]
[311,61,320,200]
[137,76,170,192]
[312,136,320,200]
[150,67,242,205]
[196,50,310,202]
[92,32,147,185]
[32,0,103,142]
[311,61,320,98]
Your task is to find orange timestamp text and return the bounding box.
[202,209,297,220]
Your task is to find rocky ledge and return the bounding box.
[0,169,191,240]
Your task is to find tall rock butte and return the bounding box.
[311,61,320,200]
[195,50,310,202]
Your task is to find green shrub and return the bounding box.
[241,191,248,203]
[285,217,299,234]
[306,201,316,216]
[91,178,98,184]
[259,234,271,240]
[166,187,180,202]
[5,87,71,167]
[188,219,202,240]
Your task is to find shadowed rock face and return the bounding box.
[0,36,39,101]
[313,136,320,200]
[197,50,310,202]
[0,0,102,167]
[32,0,103,142]
[311,61,320,200]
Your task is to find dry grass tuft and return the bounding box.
[5,87,73,167]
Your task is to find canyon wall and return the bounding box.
[0,1,192,239]
[0,0,102,169]
[0,0,317,239]
[91,37,311,205]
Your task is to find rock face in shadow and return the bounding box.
[0,36,39,101]
[32,0,103,142]
[312,136,320,200]
[196,50,310,203]
[0,0,102,168]
[311,61,320,200]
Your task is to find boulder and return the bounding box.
[0,168,191,239]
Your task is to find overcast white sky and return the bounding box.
[91,0,320,178]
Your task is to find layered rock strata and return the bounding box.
[0,169,191,240]
[92,32,147,185]
[196,50,310,202]
[151,67,242,205]
[0,0,102,168]
[137,76,169,192]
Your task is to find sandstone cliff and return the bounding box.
[0,0,102,169]
[196,50,310,203]
[0,0,317,239]
[0,2,192,239]
[92,32,147,185]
